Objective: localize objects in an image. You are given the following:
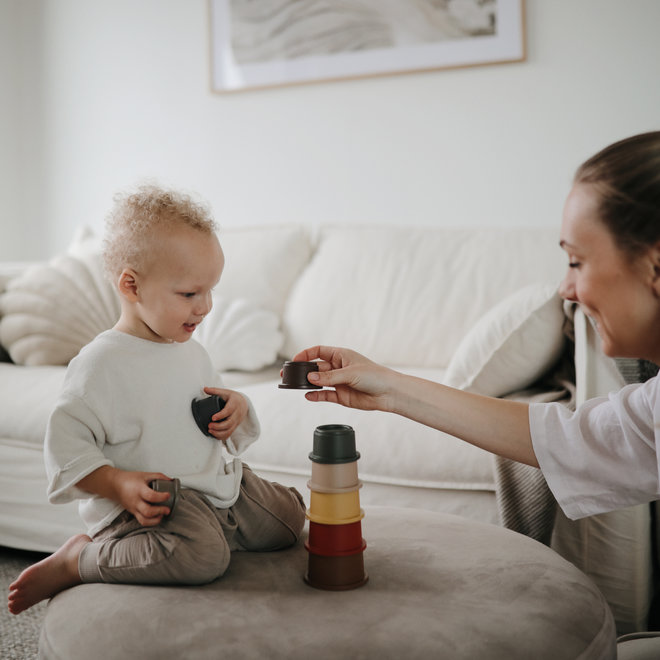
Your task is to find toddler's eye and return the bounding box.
[568,262,580,269]
[180,292,196,298]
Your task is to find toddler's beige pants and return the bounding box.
[78,465,306,585]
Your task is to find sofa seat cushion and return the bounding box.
[0,438,84,551]
[0,364,65,447]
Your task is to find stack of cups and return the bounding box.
[304,424,368,590]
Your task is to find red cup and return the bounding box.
[304,551,368,591]
[305,520,367,557]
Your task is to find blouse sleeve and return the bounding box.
[530,377,660,520]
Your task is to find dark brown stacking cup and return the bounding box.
[304,552,368,591]
[279,361,323,390]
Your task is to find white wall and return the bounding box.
[0,1,45,260]
[2,0,659,260]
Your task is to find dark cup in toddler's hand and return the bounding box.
[149,478,180,518]
[191,394,226,436]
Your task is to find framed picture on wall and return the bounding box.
[209,0,526,93]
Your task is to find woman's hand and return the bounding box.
[203,387,248,441]
[291,346,398,412]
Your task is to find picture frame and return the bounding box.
[209,0,526,93]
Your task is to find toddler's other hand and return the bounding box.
[114,470,173,527]
[203,387,248,442]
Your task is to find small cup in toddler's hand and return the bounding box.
[149,478,180,518]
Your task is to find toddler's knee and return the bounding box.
[259,490,307,551]
[182,536,231,584]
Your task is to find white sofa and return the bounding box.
[0,223,655,633]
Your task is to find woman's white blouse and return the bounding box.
[530,376,660,520]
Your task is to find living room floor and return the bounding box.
[0,546,46,660]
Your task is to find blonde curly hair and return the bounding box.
[103,183,218,282]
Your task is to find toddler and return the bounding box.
[8,184,305,614]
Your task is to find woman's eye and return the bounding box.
[180,292,196,298]
[568,262,580,269]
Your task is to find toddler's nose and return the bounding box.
[196,292,213,318]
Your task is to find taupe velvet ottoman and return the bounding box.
[39,507,616,659]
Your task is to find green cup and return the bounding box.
[309,424,360,464]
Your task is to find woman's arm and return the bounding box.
[293,345,538,467]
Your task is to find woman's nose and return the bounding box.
[558,271,577,302]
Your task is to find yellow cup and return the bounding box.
[307,488,362,524]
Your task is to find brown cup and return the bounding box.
[279,361,322,390]
[309,461,360,490]
[305,520,366,557]
[304,551,368,591]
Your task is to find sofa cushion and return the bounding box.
[215,224,313,317]
[281,226,565,367]
[443,282,566,397]
[195,297,283,372]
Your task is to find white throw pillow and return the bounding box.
[0,231,120,366]
[215,225,312,317]
[443,283,566,397]
[195,296,283,372]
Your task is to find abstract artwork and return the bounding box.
[210,0,525,92]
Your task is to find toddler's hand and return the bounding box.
[203,387,248,442]
[113,470,173,527]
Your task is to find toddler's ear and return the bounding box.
[117,268,139,301]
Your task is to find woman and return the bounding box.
[293,131,660,522]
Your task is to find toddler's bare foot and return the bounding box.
[7,533,91,614]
